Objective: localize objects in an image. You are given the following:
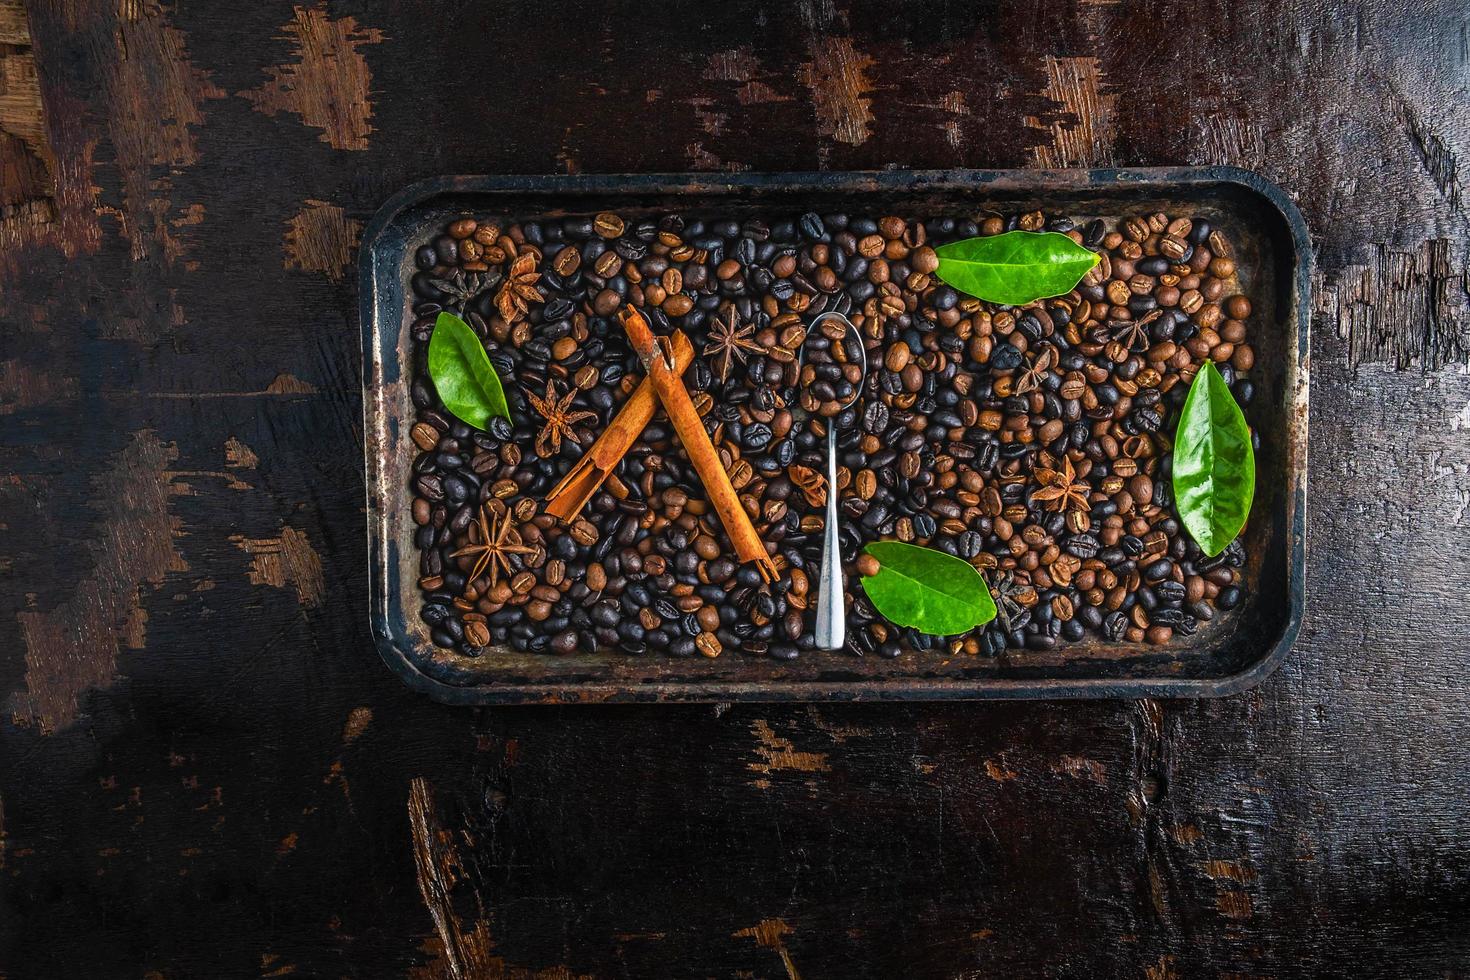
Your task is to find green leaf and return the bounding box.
[859,541,996,636]
[934,231,1100,306]
[427,312,511,431]
[1171,361,1255,557]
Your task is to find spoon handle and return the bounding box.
[815,422,844,650]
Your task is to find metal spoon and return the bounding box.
[797,311,868,651]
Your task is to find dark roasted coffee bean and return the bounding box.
[1156,580,1187,604]
[1064,533,1100,559]
[990,344,1024,371]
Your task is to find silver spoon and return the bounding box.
[797,311,868,651]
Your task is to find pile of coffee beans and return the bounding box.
[406,207,1257,659]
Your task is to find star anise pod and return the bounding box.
[1012,344,1058,395]
[450,503,537,593]
[1109,314,1155,353]
[703,306,765,381]
[524,379,596,457]
[989,570,1039,633]
[1031,452,1090,512]
[494,252,542,324]
[428,269,499,310]
[788,463,826,508]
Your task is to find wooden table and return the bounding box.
[3,1,1467,976]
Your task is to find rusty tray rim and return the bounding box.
[360,167,1309,704]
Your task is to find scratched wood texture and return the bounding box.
[2,1,1468,977]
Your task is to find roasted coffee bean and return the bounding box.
[594,212,625,238]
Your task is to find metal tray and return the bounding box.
[360,168,1309,704]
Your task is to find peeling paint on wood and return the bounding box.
[12,431,187,731]
[1026,55,1117,168]
[108,3,223,262]
[1216,889,1254,920]
[936,90,966,150]
[1314,239,1470,369]
[0,357,76,414]
[0,2,54,212]
[283,198,361,281]
[341,706,371,744]
[224,436,258,470]
[0,0,29,45]
[747,718,829,784]
[232,526,324,608]
[1144,955,1177,980]
[984,758,1018,781]
[264,373,317,395]
[1202,859,1257,883]
[1055,755,1108,785]
[705,47,789,107]
[733,918,800,980]
[240,5,384,152]
[798,36,875,147]
[408,778,591,980]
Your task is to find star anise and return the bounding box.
[524,379,596,457]
[494,252,542,323]
[989,570,1039,633]
[787,463,827,508]
[703,306,765,381]
[1013,344,1058,395]
[1109,312,1156,353]
[428,269,499,310]
[1031,452,1090,512]
[450,503,537,593]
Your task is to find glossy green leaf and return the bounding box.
[427,312,511,431]
[1172,361,1255,557]
[934,231,1100,306]
[859,541,996,636]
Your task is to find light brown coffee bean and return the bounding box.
[696,632,722,658]
[569,519,599,545]
[911,246,939,273]
[411,422,440,451]
[593,288,621,316]
[552,245,581,276]
[884,343,911,371]
[464,620,491,647]
[594,212,625,238]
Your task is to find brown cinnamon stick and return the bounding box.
[618,306,777,584]
[544,330,694,522]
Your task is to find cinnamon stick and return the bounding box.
[618,306,777,584]
[544,330,694,522]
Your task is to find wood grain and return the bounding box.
[1,0,1468,975]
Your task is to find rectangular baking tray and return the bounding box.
[360,168,1309,703]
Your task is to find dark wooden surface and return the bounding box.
[2,1,1468,976]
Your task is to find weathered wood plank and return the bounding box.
[2,0,1469,975]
